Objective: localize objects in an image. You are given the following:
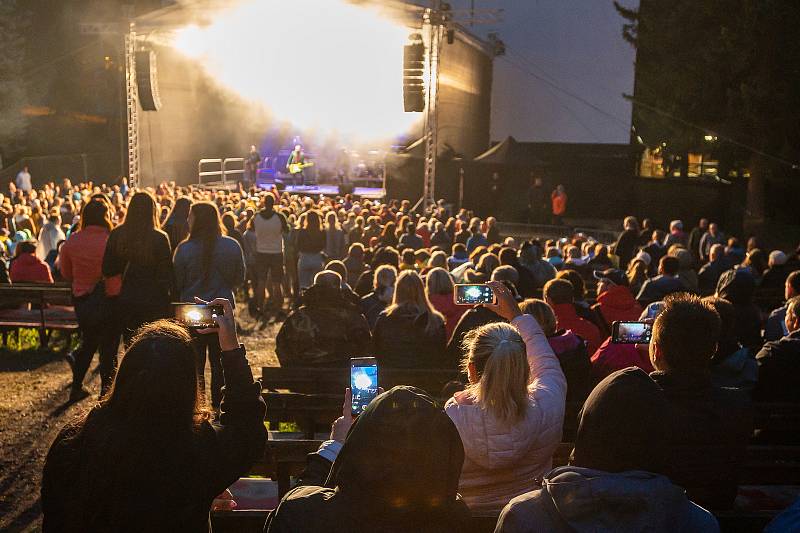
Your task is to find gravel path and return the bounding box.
[0,305,280,532]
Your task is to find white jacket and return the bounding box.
[445,314,567,512]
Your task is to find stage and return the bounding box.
[196,180,386,200]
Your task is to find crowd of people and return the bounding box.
[2,175,799,531]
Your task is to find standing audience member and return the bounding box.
[754,296,800,403]
[699,222,725,263]
[518,240,556,289]
[688,218,709,264]
[102,192,173,344]
[648,293,752,510]
[324,211,346,260]
[373,271,447,368]
[36,212,65,263]
[550,184,567,224]
[296,210,326,290]
[543,278,602,354]
[613,216,640,268]
[642,230,667,276]
[174,202,245,409]
[398,220,424,251]
[253,195,289,315]
[162,197,192,253]
[495,368,719,533]
[446,282,566,512]
[59,200,120,400]
[276,270,371,367]
[42,304,267,532]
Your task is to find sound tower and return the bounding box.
[403,35,425,112]
[135,50,162,111]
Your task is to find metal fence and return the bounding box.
[497,222,617,244]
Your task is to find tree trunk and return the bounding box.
[743,154,766,237]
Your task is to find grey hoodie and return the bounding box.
[496,466,718,533]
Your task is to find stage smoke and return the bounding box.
[169,0,418,144]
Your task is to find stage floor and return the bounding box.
[276,184,386,200]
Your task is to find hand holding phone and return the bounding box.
[193,297,239,351]
[485,281,523,321]
[350,357,379,416]
[611,321,652,344]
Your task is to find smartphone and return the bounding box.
[173,303,224,329]
[350,357,379,416]
[611,321,652,344]
[454,284,496,306]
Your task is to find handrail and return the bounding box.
[198,158,223,184]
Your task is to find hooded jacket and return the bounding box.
[589,337,654,382]
[265,386,470,533]
[496,368,718,533]
[372,305,447,368]
[591,285,643,334]
[445,315,567,512]
[275,284,371,367]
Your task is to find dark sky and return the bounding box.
[449,0,638,144]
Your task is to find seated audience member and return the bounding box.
[725,237,745,265]
[635,255,687,306]
[495,368,719,533]
[447,242,469,270]
[649,293,752,510]
[672,248,699,294]
[715,268,762,349]
[324,260,360,305]
[642,229,667,276]
[9,240,54,283]
[544,278,602,354]
[626,254,650,296]
[698,243,728,296]
[740,248,768,284]
[445,282,566,512]
[754,296,800,403]
[555,269,601,329]
[703,296,758,391]
[342,243,366,287]
[264,387,469,532]
[587,244,614,272]
[764,270,800,341]
[42,305,267,532]
[373,270,447,368]
[398,220,423,251]
[699,222,725,263]
[522,298,592,403]
[591,268,643,335]
[276,270,371,366]
[466,221,488,253]
[445,269,519,366]
[518,240,557,289]
[426,267,466,340]
[663,219,686,248]
[359,264,397,330]
[399,248,417,271]
[590,336,655,383]
[354,246,399,296]
[430,221,451,248]
[561,245,591,280]
[761,250,790,291]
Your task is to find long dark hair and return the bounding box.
[58,320,207,529]
[165,196,192,227]
[80,200,113,232]
[303,209,323,234]
[184,202,223,285]
[112,191,159,263]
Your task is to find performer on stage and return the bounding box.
[286,144,307,186]
[244,145,261,189]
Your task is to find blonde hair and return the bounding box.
[461,322,529,424]
[425,267,453,296]
[386,270,444,335]
[520,298,556,336]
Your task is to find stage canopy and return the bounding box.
[474,136,545,167]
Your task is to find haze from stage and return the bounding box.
[168,0,420,144]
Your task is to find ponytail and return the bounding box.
[461,322,530,424]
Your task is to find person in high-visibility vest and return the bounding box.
[551,184,568,225]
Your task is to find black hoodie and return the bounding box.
[715,269,762,348]
[264,386,470,532]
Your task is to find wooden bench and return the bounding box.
[261,366,463,397]
[0,283,78,349]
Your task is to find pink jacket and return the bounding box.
[445,314,567,512]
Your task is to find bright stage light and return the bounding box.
[170,0,419,143]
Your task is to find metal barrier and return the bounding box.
[222,157,245,183]
[497,222,617,244]
[198,158,223,185]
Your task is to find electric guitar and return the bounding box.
[287,162,314,175]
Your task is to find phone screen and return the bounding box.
[351,357,378,416]
[173,303,224,329]
[612,321,652,344]
[454,284,495,305]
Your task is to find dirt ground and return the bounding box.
[0,305,280,532]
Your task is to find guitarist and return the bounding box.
[286,144,307,186]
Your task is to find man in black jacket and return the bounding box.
[648,293,753,511]
[276,271,371,366]
[635,255,687,306]
[697,244,728,296]
[755,296,800,403]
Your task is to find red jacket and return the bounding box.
[429,292,468,340]
[590,337,654,382]
[59,226,121,297]
[551,303,603,354]
[592,285,643,334]
[10,253,53,284]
